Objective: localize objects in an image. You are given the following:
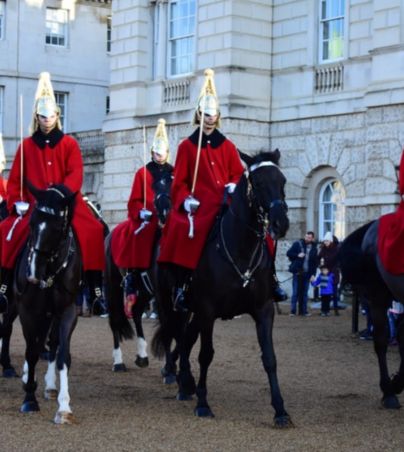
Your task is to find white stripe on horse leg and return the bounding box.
[0,338,2,352]
[22,361,29,384]
[57,364,72,413]
[44,360,57,391]
[137,337,148,358]
[112,347,123,365]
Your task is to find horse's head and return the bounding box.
[152,172,172,227]
[27,183,76,286]
[240,149,289,239]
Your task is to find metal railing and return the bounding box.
[315,64,344,93]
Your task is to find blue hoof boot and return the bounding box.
[194,406,214,417]
[176,392,193,401]
[20,400,40,413]
[382,395,401,409]
[163,374,177,385]
[3,367,18,378]
[112,363,127,372]
[135,356,149,368]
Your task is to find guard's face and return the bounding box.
[201,112,218,133]
[37,113,58,134]
[152,150,168,165]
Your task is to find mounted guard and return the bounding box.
[0,72,105,314]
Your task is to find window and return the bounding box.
[0,1,5,40]
[319,179,346,240]
[107,16,111,52]
[0,86,3,133]
[106,95,110,114]
[168,0,195,76]
[54,92,67,131]
[319,0,345,62]
[46,8,68,47]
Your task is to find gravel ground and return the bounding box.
[1,305,404,452]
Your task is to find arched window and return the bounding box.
[318,179,345,240]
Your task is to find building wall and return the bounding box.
[0,0,111,205]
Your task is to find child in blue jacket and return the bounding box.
[310,266,334,316]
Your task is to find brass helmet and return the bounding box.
[192,68,221,128]
[151,118,169,163]
[30,72,61,134]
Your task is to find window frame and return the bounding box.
[0,1,5,40]
[0,86,3,133]
[167,0,196,78]
[45,7,69,48]
[107,15,112,53]
[318,0,345,64]
[54,91,68,131]
[318,178,346,241]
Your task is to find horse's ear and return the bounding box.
[27,181,44,201]
[272,148,281,164]
[238,150,253,167]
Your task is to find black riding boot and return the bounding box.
[273,273,288,302]
[123,269,137,298]
[173,267,192,313]
[0,268,13,314]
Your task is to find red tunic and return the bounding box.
[0,129,105,271]
[0,176,7,202]
[111,162,172,268]
[378,150,404,274]
[158,128,244,269]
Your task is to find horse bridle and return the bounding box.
[27,190,74,289]
[219,160,286,287]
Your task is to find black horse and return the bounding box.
[339,220,404,409]
[15,184,81,424]
[152,149,292,427]
[105,170,172,372]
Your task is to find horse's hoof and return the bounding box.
[20,400,40,413]
[176,392,193,401]
[135,356,149,368]
[194,406,214,417]
[273,414,294,428]
[163,374,177,385]
[54,411,77,425]
[112,363,127,372]
[3,366,18,378]
[44,389,58,400]
[382,395,401,409]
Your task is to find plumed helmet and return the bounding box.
[192,68,221,128]
[30,72,61,134]
[151,118,169,163]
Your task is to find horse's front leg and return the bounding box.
[54,302,77,424]
[44,320,59,401]
[369,302,399,409]
[20,326,40,413]
[391,314,404,394]
[133,295,149,368]
[194,320,214,417]
[1,308,19,377]
[255,302,293,428]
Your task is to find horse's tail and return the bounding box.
[105,233,134,341]
[338,220,376,286]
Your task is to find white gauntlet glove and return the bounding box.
[15,201,29,216]
[139,208,153,221]
[184,196,200,214]
[225,183,236,194]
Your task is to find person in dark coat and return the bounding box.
[318,231,341,315]
[286,231,318,316]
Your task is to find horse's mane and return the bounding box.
[238,149,281,167]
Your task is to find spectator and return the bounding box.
[318,231,341,315]
[388,300,404,345]
[310,265,334,316]
[287,231,318,316]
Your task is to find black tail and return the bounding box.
[105,234,134,341]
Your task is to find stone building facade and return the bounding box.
[104,0,404,282]
[0,0,111,204]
